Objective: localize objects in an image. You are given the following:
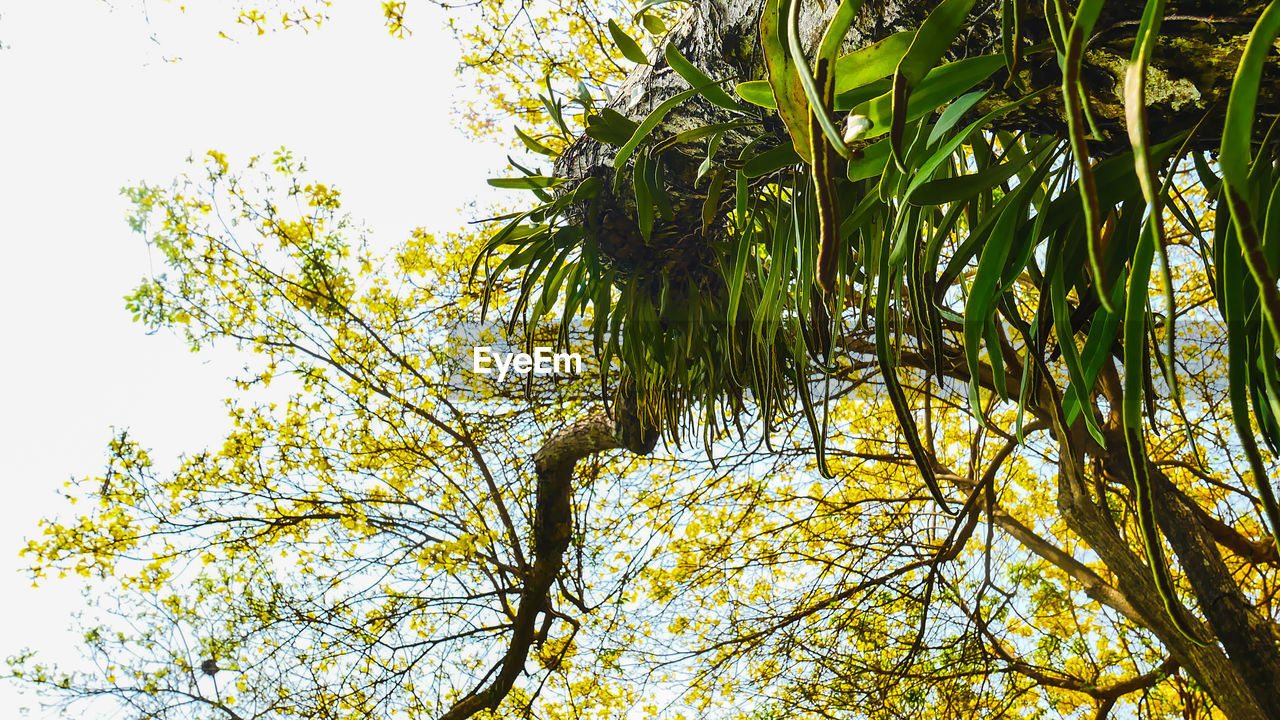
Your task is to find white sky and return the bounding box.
[0,1,508,715]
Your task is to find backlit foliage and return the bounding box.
[13,0,1280,719]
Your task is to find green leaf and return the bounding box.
[963,192,1024,412]
[890,0,977,169]
[656,122,747,154]
[735,80,776,108]
[843,54,1005,136]
[1222,198,1280,558]
[703,165,729,233]
[1059,0,1112,312]
[1266,175,1280,271]
[727,188,752,325]
[1060,281,1122,427]
[613,86,704,171]
[1001,0,1024,89]
[833,30,917,94]
[847,139,890,181]
[569,176,602,203]
[641,12,666,34]
[875,245,952,512]
[665,44,744,111]
[744,143,802,177]
[634,0,681,17]
[1215,0,1280,557]
[1049,245,1107,448]
[1221,1,1280,453]
[790,0,864,158]
[778,0,860,159]
[514,126,556,156]
[761,0,812,162]
[1122,222,1211,646]
[697,130,725,184]
[898,0,976,85]
[486,176,567,190]
[585,109,640,146]
[908,136,1045,205]
[902,87,1049,200]
[633,152,654,241]
[927,88,987,145]
[608,19,650,64]
[651,153,674,220]
[1125,0,1195,474]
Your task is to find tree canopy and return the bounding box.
[11,1,1280,719]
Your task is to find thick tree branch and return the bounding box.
[439,407,655,720]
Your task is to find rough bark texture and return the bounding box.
[536,0,1280,717]
[556,0,1280,274]
[1056,438,1273,720]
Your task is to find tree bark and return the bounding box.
[1055,436,1273,720]
[543,0,1280,716]
[556,0,1280,268]
[839,335,1279,718]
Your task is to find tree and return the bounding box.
[478,0,1280,715]
[12,1,1280,719]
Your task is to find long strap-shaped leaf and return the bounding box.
[1123,81,1214,471]
[613,85,707,172]
[1220,0,1280,558]
[876,223,952,512]
[961,143,1058,418]
[1056,0,1113,313]
[889,0,976,170]
[908,136,1044,205]
[903,88,1050,201]
[1125,0,1182,402]
[787,0,862,159]
[965,191,1026,416]
[1222,202,1280,560]
[1001,0,1023,89]
[664,43,745,112]
[1124,224,1210,646]
[809,0,863,294]
[762,0,813,162]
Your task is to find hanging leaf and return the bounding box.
[786,0,864,159]
[1057,0,1112,312]
[1220,0,1280,558]
[1001,0,1024,89]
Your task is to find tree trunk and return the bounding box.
[547,0,1280,717]
[557,0,1280,248]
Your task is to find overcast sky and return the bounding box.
[0,2,508,715]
